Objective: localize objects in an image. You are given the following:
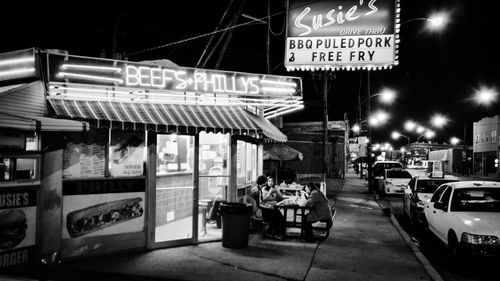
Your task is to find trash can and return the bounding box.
[218,202,252,248]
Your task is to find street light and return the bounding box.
[352,124,361,134]
[450,137,460,145]
[404,120,417,132]
[430,113,448,128]
[473,86,499,106]
[391,131,410,145]
[361,88,397,105]
[368,110,390,127]
[400,10,451,32]
[417,130,435,142]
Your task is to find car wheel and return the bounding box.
[448,232,465,268]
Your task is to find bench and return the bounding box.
[311,209,335,241]
[277,205,335,241]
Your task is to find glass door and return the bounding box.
[151,134,196,247]
[198,132,230,242]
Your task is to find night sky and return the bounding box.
[1,0,499,146]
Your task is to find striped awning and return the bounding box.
[47,98,287,142]
[0,112,89,132]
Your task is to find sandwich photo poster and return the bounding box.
[0,189,37,268]
[62,192,145,239]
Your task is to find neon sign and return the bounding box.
[0,49,37,82]
[47,52,302,97]
[125,65,260,94]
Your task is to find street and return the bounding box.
[380,176,499,281]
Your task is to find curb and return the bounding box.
[388,214,444,281]
[372,195,444,281]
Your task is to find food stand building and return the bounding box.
[0,48,303,265]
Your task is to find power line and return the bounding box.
[126,10,286,57]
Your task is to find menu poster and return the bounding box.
[0,189,37,268]
[63,131,107,178]
[109,131,145,177]
[63,143,105,178]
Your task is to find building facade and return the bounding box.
[0,48,303,266]
[473,115,499,177]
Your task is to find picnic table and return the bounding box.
[276,203,334,240]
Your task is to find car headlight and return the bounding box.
[461,233,500,246]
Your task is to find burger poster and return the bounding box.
[0,189,37,268]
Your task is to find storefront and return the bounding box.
[0,48,303,264]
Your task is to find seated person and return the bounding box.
[262,176,283,208]
[302,182,332,242]
[250,175,286,241]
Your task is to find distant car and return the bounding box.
[379,168,412,195]
[403,175,459,226]
[372,161,404,189]
[423,181,500,263]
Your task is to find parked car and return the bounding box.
[423,181,500,263]
[378,168,412,195]
[372,161,404,189]
[403,175,459,226]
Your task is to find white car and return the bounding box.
[372,161,404,190]
[424,181,500,262]
[403,175,459,226]
[379,168,412,195]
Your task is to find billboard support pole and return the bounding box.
[323,70,329,183]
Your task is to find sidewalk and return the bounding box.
[2,173,436,281]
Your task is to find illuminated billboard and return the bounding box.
[285,0,399,71]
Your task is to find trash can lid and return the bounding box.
[218,202,252,215]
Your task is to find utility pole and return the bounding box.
[366,70,373,194]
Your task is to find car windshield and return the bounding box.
[416,180,458,193]
[450,188,500,212]
[386,170,411,178]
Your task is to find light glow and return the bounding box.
[264,105,304,119]
[404,120,416,131]
[261,87,296,94]
[260,79,297,87]
[426,11,450,32]
[0,67,35,77]
[450,137,460,145]
[391,131,401,139]
[49,84,304,110]
[0,56,34,67]
[368,110,389,127]
[473,86,498,105]
[61,64,122,73]
[57,72,124,83]
[378,88,397,104]
[425,130,435,139]
[431,114,448,128]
